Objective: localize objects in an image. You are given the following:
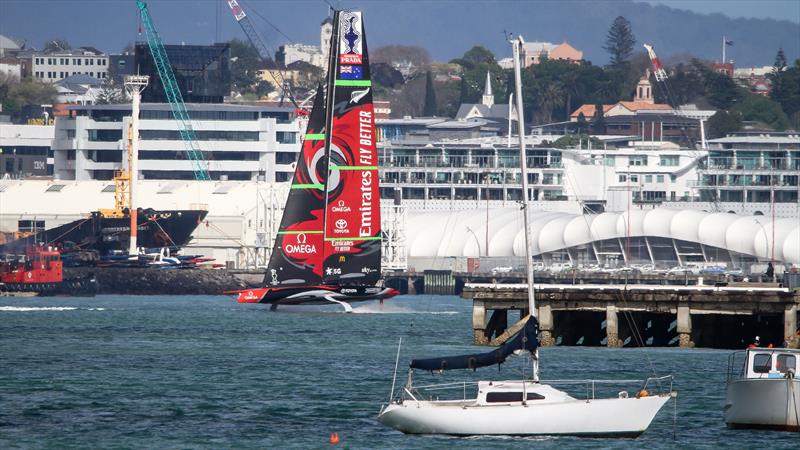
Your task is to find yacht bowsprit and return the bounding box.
[228,10,398,310]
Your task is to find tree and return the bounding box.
[733,94,791,131]
[44,38,71,52]
[254,80,273,99]
[576,112,588,134]
[768,59,800,128]
[661,61,705,105]
[95,83,124,104]
[773,48,787,71]
[535,83,564,124]
[423,71,437,116]
[560,70,579,120]
[591,103,606,134]
[372,63,405,89]
[229,39,264,95]
[0,78,57,118]
[372,45,431,74]
[552,133,601,149]
[450,46,496,69]
[603,16,635,69]
[449,46,505,106]
[693,60,742,109]
[707,110,742,138]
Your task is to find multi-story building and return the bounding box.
[31,47,108,82]
[108,52,135,84]
[520,41,582,66]
[377,136,571,206]
[694,132,800,211]
[135,43,230,104]
[54,74,104,106]
[276,17,333,69]
[376,135,705,214]
[51,103,301,181]
[0,123,55,177]
[0,57,21,80]
[583,140,704,207]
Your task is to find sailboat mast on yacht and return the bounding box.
[377,33,675,438]
[511,34,539,382]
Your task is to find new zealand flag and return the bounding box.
[339,64,363,80]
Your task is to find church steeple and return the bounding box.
[634,70,654,104]
[481,71,494,107]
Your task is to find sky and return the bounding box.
[644,0,799,22]
[0,0,798,64]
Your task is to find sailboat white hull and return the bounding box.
[379,394,671,436]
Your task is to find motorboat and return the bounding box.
[725,347,799,431]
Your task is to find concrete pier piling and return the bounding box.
[462,283,800,349]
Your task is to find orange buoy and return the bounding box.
[637,389,650,398]
[329,432,340,444]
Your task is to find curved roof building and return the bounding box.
[406,207,800,267]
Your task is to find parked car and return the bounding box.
[549,262,573,273]
[667,266,691,275]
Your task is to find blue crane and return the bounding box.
[136,0,211,180]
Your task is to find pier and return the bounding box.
[463,283,800,349]
[383,270,758,297]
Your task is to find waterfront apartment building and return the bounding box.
[376,136,703,213]
[695,132,800,207]
[582,140,703,206]
[31,48,108,82]
[51,103,301,181]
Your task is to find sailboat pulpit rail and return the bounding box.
[394,375,674,405]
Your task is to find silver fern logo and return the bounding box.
[350,88,370,104]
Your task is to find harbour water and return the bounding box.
[1,295,797,449]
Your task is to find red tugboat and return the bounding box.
[0,246,97,296]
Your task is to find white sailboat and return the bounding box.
[377,35,675,437]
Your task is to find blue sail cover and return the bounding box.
[410,317,539,371]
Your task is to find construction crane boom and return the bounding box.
[224,0,298,107]
[226,0,271,65]
[643,44,668,82]
[136,0,211,180]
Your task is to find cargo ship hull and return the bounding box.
[0,209,208,256]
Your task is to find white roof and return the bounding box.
[0,179,288,218]
[708,135,800,144]
[406,207,800,264]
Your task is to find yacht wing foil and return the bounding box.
[228,10,397,307]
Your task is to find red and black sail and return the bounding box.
[265,88,327,286]
[321,11,381,286]
[264,10,381,289]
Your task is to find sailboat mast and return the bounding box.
[512,35,538,381]
[322,11,340,245]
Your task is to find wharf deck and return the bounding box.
[462,282,800,349]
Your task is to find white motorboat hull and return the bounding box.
[379,394,671,436]
[725,378,800,431]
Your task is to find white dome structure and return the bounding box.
[405,207,800,266]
